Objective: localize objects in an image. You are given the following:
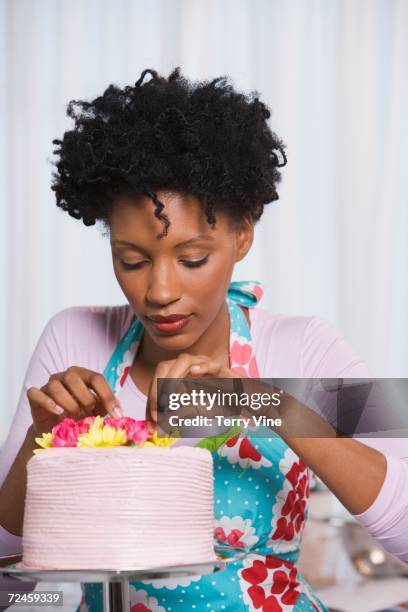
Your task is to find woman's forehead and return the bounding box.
[108,191,231,245]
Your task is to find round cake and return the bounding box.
[22,445,215,570]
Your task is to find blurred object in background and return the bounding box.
[299,479,408,612]
[340,521,408,579]
[299,476,352,587]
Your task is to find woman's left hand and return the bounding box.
[145,353,242,426]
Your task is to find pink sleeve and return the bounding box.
[0,308,76,554]
[0,309,73,489]
[0,305,128,556]
[301,316,408,563]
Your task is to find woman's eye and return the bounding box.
[181,256,209,268]
[119,256,209,270]
[120,260,146,270]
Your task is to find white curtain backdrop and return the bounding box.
[1,0,407,445]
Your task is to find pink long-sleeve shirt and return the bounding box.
[1,305,407,562]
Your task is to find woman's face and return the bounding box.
[109,191,253,352]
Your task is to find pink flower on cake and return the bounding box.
[33,414,177,453]
[82,415,96,426]
[51,418,90,447]
[218,433,272,469]
[105,417,151,444]
[214,516,259,549]
[129,587,165,612]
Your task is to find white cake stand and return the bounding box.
[0,547,247,612]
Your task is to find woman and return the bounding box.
[0,68,407,612]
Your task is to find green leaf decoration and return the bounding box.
[195,425,241,453]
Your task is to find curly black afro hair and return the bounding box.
[52,67,287,239]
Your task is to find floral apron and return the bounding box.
[79,281,328,612]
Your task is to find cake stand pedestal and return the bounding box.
[104,580,130,612]
[0,547,247,612]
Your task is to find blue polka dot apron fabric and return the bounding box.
[79,281,328,612]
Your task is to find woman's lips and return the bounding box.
[148,315,192,334]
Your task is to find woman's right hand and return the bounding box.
[27,366,124,436]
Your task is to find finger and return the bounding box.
[146,389,157,428]
[27,386,64,418]
[42,378,83,416]
[158,357,223,417]
[166,354,209,379]
[147,355,212,426]
[155,356,205,404]
[187,360,223,377]
[163,355,209,402]
[182,368,242,414]
[146,360,178,426]
[71,368,123,418]
[60,369,98,415]
[190,361,243,378]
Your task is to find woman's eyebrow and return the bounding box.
[111,235,214,249]
[177,235,214,247]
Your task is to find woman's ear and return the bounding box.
[235,215,254,262]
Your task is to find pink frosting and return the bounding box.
[23,446,215,570]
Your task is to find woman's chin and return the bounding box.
[147,329,197,350]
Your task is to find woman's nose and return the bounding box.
[145,263,181,307]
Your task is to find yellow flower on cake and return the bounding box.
[77,420,127,448]
[33,432,53,454]
[32,415,181,453]
[142,431,179,447]
[88,415,104,430]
